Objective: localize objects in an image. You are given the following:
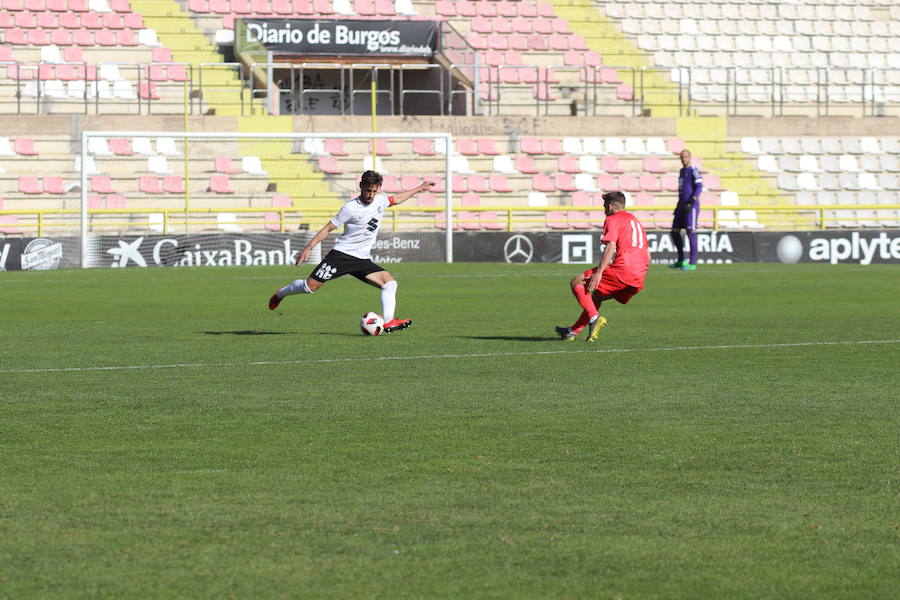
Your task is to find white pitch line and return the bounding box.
[2,339,898,375]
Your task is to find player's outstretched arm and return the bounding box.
[296,221,337,266]
[391,180,435,206]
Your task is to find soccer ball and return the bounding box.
[359,312,384,336]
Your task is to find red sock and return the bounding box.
[571,310,591,334]
[572,284,598,320]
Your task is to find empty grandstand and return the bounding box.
[1,0,899,255]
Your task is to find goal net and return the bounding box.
[78,130,455,267]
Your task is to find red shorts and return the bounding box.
[581,266,643,304]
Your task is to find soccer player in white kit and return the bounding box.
[268,171,434,333]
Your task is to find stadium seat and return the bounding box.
[90,175,114,194]
[0,216,23,235]
[532,174,555,192]
[139,175,162,194]
[317,156,342,174]
[515,155,538,174]
[492,155,516,175]
[209,175,235,194]
[467,175,490,194]
[642,156,665,173]
[619,175,640,192]
[163,176,185,194]
[489,174,513,193]
[558,156,580,174]
[477,138,500,155]
[574,173,599,192]
[214,156,239,174]
[44,176,65,194]
[148,155,172,175]
[242,155,267,175]
[15,138,38,156]
[600,156,623,174]
[527,191,548,207]
[216,212,242,232]
[19,176,42,194]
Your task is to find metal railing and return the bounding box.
[2,62,899,118]
[3,204,896,238]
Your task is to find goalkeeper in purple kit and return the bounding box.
[670,149,702,271]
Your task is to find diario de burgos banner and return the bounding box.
[239,19,438,57]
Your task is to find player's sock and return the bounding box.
[571,284,598,320]
[570,310,591,335]
[278,278,312,297]
[672,230,685,263]
[380,280,397,323]
[688,231,698,265]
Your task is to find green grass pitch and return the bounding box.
[1,262,898,599]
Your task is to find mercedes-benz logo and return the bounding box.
[503,234,534,263]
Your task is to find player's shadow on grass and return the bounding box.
[463,335,555,342]
[202,330,293,336]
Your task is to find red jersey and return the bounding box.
[601,210,650,287]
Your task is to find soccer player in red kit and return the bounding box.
[556,191,650,342]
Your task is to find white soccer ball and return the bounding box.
[359,311,384,336]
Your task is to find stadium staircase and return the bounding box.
[129,0,244,114]
[128,0,338,209]
[236,115,339,208]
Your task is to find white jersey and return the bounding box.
[330,193,394,259]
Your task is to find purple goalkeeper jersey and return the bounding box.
[678,164,703,206]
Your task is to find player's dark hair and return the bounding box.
[602,191,627,206]
[360,170,383,188]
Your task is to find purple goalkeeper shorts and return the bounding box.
[672,203,699,231]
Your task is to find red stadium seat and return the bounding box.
[542,138,564,155]
[456,138,478,156]
[0,215,23,235]
[412,138,435,156]
[208,174,234,194]
[19,176,43,194]
[15,138,38,155]
[91,175,115,194]
[642,156,666,173]
[558,156,580,174]
[316,156,342,174]
[214,156,239,173]
[532,174,554,192]
[490,174,512,193]
[661,174,679,192]
[44,176,65,194]
[515,155,538,174]
[554,173,577,192]
[139,175,162,194]
[597,174,619,191]
[477,138,500,155]
[520,138,542,155]
[324,138,347,156]
[619,175,641,192]
[601,156,624,174]
[467,174,490,193]
[640,174,661,192]
[163,176,185,194]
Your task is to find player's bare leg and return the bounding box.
[269,277,322,310]
[365,271,411,333]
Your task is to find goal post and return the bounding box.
[79,130,455,268]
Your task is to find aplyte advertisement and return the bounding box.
[755,231,900,265]
[237,19,438,57]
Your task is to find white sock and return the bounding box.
[278,279,312,298]
[380,280,397,322]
